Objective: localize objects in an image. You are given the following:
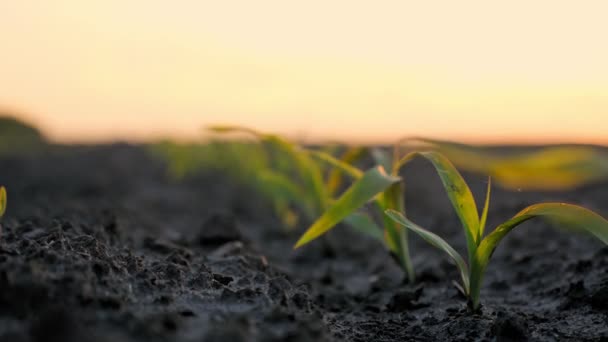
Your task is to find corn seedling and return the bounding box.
[293,145,463,282]
[384,151,608,310]
[293,147,499,282]
[207,126,412,275]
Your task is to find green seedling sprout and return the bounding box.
[208,126,412,276]
[294,147,499,283]
[293,147,438,282]
[384,151,608,310]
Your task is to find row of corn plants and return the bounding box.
[203,128,608,311]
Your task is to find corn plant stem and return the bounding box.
[398,182,415,283]
[399,225,415,283]
[381,211,415,283]
[381,182,415,283]
[467,258,484,310]
[390,144,415,282]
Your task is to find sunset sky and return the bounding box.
[1,1,607,144]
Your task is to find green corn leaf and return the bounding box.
[324,146,367,195]
[416,138,608,191]
[385,209,470,294]
[294,166,401,249]
[0,187,6,217]
[392,151,417,174]
[396,137,608,190]
[478,177,492,240]
[477,203,608,268]
[470,203,608,309]
[418,152,480,250]
[343,212,385,243]
[308,149,364,180]
[393,151,481,261]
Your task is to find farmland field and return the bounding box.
[1,144,608,341]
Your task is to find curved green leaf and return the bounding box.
[385,209,470,294]
[327,147,367,195]
[294,166,400,249]
[0,186,6,217]
[396,137,608,190]
[392,151,417,174]
[307,149,364,180]
[470,203,608,309]
[477,203,608,268]
[393,151,481,261]
[478,177,492,240]
[418,152,481,250]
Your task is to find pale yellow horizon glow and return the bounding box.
[1,1,607,145]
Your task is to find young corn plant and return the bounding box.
[293,147,497,282]
[384,151,608,310]
[292,146,458,282]
[208,126,418,278]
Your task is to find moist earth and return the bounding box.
[1,145,607,341]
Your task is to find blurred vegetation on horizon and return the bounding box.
[2,114,608,209]
[0,115,48,156]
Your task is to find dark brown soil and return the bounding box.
[1,144,607,341]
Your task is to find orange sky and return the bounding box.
[1,1,607,144]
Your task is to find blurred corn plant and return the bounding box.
[397,138,608,191]
[152,127,373,229]
[206,126,325,222]
[206,126,377,228]
[207,127,424,280]
[150,139,302,226]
